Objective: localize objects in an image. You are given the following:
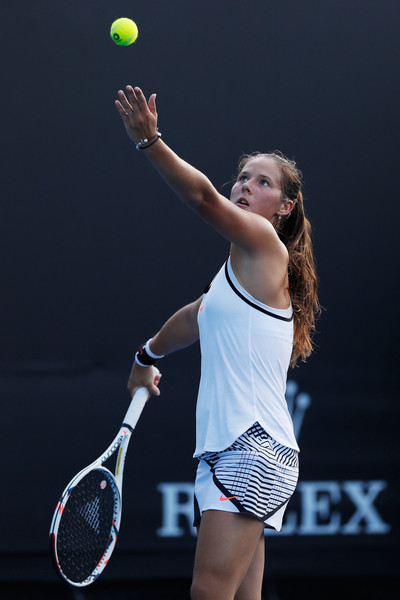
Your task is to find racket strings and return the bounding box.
[56,469,118,583]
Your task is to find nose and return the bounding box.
[242,179,252,193]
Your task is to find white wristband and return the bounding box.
[144,339,164,360]
[135,338,165,367]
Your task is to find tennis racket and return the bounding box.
[49,370,159,587]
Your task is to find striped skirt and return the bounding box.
[194,422,299,530]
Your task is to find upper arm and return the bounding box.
[153,296,202,355]
[147,142,281,255]
[195,190,280,255]
[185,296,202,339]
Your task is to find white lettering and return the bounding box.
[298,481,341,535]
[157,481,391,538]
[266,480,390,536]
[156,483,196,538]
[155,480,391,538]
[341,481,390,534]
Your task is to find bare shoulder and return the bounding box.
[230,238,290,309]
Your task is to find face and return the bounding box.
[230,156,291,223]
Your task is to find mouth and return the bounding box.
[236,198,249,207]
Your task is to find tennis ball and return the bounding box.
[110,18,138,46]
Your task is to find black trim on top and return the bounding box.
[224,261,293,322]
[203,280,212,294]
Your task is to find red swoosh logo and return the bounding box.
[220,494,238,501]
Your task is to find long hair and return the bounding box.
[237,151,321,367]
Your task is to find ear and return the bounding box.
[278,199,294,217]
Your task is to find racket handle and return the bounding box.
[123,367,160,430]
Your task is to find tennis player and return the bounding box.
[115,86,320,600]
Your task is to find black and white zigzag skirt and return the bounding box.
[194,422,299,530]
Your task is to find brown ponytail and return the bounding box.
[237,151,321,367]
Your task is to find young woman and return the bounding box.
[115,86,320,600]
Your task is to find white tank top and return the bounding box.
[194,257,299,456]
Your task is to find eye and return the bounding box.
[238,174,248,183]
[260,179,270,187]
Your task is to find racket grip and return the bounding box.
[123,368,159,430]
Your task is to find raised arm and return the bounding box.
[114,87,285,256]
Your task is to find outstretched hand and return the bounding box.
[115,86,158,145]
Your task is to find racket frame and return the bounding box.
[50,382,154,587]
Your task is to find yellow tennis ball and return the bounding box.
[110,18,138,46]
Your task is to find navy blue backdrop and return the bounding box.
[1,0,399,587]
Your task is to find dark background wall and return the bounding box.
[1,0,399,594]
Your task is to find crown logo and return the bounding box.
[285,380,311,439]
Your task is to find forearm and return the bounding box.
[148,298,201,357]
[115,87,218,211]
[128,299,200,397]
[143,140,216,210]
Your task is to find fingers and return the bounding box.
[114,99,130,119]
[127,365,162,398]
[149,383,161,397]
[115,85,158,143]
[125,85,140,109]
[116,89,134,116]
[137,375,162,398]
[152,371,162,396]
[148,93,157,117]
[116,86,156,114]
[131,86,149,112]
[148,370,162,397]
[123,86,146,114]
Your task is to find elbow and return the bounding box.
[191,187,220,214]
[183,175,218,210]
